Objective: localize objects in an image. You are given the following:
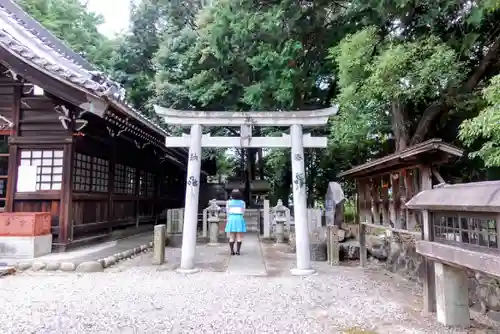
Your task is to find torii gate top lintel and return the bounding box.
[153,105,338,127]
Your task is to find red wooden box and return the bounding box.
[0,212,51,237]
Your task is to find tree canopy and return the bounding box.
[18,0,500,200]
[17,0,115,71]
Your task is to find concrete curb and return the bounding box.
[10,242,154,274]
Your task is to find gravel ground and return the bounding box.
[0,243,492,334]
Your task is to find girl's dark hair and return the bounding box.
[230,189,243,200]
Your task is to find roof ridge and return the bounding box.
[0,0,92,70]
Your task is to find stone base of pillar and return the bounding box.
[290,268,316,276]
[207,243,221,247]
[435,262,470,327]
[176,268,201,274]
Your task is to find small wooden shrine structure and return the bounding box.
[338,139,464,229]
[0,1,213,251]
[407,181,500,327]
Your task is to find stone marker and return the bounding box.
[325,182,345,227]
[76,261,104,273]
[153,224,166,265]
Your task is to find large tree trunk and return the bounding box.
[410,35,500,145]
[391,100,410,151]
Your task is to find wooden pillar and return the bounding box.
[135,166,141,227]
[5,85,21,212]
[107,140,115,233]
[405,168,418,230]
[380,174,390,226]
[390,172,401,228]
[363,179,372,223]
[152,171,158,223]
[371,177,381,224]
[59,139,75,248]
[420,165,436,313]
[357,179,367,223]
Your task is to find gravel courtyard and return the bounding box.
[0,242,493,334]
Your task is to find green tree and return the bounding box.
[153,0,345,202]
[460,74,500,167]
[17,0,114,71]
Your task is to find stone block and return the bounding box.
[435,262,470,327]
[0,234,52,259]
[76,261,104,273]
[310,242,327,261]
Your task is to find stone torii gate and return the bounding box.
[154,106,337,275]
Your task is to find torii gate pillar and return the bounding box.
[178,124,202,273]
[155,106,337,275]
[289,124,314,275]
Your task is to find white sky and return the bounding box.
[86,0,131,38]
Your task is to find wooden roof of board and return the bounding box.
[338,139,464,178]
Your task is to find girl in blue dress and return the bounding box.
[225,189,247,255]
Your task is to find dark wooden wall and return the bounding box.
[0,66,188,249]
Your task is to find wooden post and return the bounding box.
[390,172,401,228]
[359,222,367,267]
[420,165,436,313]
[6,85,21,212]
[59,140,74,248]
[107,140,115,234]
[380,174,390,226]
[371,177,381,224]
[327,225,340,266]
[135,167,140,228]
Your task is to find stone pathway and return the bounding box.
[226,233,267,276]
[0,235,497,333]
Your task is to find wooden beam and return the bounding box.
[59,140,75,247]
[5,85,21,212]
[107,139,115,234]
[9,136,72,145]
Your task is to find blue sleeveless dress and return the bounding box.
[225,199,247,233]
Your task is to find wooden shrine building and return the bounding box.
[338,139,463,229]
[0,1,213,251]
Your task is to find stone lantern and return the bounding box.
[273,199,287,244]
[207,199,221,245]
